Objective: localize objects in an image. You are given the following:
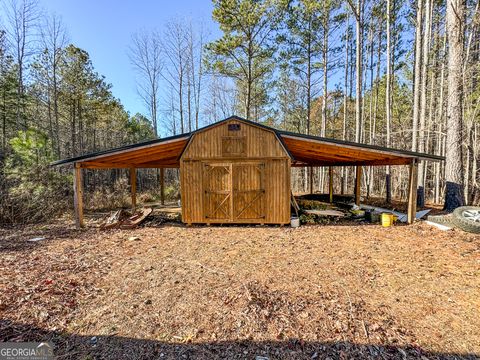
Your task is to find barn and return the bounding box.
[52,116,443,227]
[180,118,291,224]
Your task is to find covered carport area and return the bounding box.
[278,130,444,224]
[51,116,444,228]
[51,133,190,228]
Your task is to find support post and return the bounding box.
[160,168,165,205]
[309,167,313,194]
[130,168,136,208]
[329,166,334,203]
[355,166,362,206]
[73,163,84,228]
[408,160,418,224]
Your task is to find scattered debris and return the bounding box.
[413,209,432,221]
[350,209,366,218]
[120,208,153,229]
[128,236,141,241]
[101,209,124,229]
[290,216,300,228]
[27,237,46,242]
[304,209,345,217]
[296,199,328,211]
[365,210,381,223]
[425,221,452,231]
[358,205,431,223]
[90,336,97,347]
[142,210,182,226]
[290,192,300,216]
[100,208,152,230]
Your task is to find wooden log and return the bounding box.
[329,166,334,203]
[130,167,136,208]
[407,160,418,224]
[73,163,84,228]
[355,165,362,206]
[160,168,165,205]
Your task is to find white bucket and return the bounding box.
[291,217,300,228]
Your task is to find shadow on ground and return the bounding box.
[0,321,477,360]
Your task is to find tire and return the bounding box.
[451,206,480,234]
[427,214,454,227]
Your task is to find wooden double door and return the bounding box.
[203,161,265,222]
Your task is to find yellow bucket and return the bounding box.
[381,213,394,227]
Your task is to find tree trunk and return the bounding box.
[341,15,349,195]
[444,0,465,211]
[411,0,424,152]
[385,0,392,204]
[351,0,363,144]
[321,12,329,137]
[417,0,432,208]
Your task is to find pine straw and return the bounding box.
[0,220,479,359]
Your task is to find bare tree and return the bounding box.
[40,12,68,157]
[204,75,238,121]
[162,19,189,134]
[3,0,40,127]
[186,21,207,131]
[129,30,163,137]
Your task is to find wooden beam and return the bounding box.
[160,168,165,205]
[130,168,137,208]
[73,163,84,228]
[329,166,334,203]
[355,166,362,205]
[407,160,418,224]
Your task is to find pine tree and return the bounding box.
[206,0,280,121]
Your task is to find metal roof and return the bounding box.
[50,133,191,166]
[51,115,444,168]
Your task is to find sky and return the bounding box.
[41,0,219,117]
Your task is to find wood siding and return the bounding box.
[180,120,290,224]
[182,120,287,159]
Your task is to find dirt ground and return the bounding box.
[0,216,479,359]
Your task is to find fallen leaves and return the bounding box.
[0,221,479,359]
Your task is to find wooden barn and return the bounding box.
[52,116,443,227]
[181,119,291,224]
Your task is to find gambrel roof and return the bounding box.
[51,116,443,168]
